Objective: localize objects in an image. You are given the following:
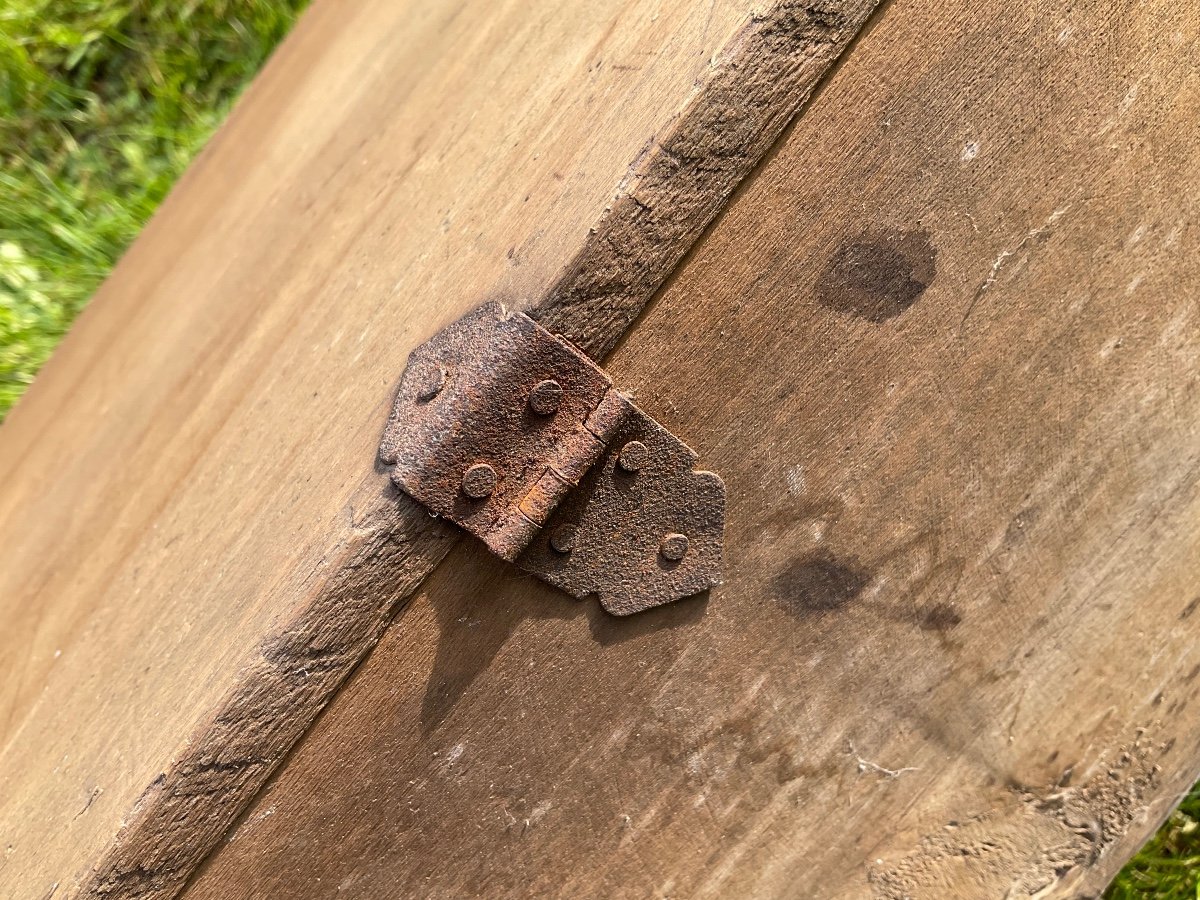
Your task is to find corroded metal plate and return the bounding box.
[380,302,612,560]
[517,396,726,616]
[380,301,725,615]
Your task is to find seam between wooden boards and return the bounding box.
[74,1,883,897]
[531,0,883,356]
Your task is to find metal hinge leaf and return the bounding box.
[380,301,725,615]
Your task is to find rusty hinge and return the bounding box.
[378,302,725,615]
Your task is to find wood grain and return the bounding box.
[0,0,879,897]
[183,0,1200,897]
[533,0,879,358]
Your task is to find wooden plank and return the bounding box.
[183,0,1200,897]
[0,0,881,897]
[0,1,744,895]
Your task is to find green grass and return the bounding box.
[0,1,1197,895]
[1109,785,1200,899]
[0,0,307,418]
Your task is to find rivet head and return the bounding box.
[618,440,649,473]
[549,524,576,554]
[462,463,497,499]
[414,363,446,402]
[659,533,689,561]
[528,379,563,415]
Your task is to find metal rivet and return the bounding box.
[528,379,563,415]
[462,463,497,499]
[618,440,649,473]
[415,363,446,402]
[660,533,689,561]
[550,525,576,554]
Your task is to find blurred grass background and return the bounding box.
[1109,785,1200,899]
[0,0,305,415]
[0,1,1196,895]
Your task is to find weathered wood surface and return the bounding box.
[184,0,1200,897]
[0,0,882,897]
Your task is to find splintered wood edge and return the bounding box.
[533,0,883,360]
[76,2,882,897]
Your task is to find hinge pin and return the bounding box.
[549,525,576,554]
[659,533,689,561]
[415,363,447,402]
[617,440,650,473]
[462,462,498,499]
[528,379,563,415]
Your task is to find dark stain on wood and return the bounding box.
[919,602,963,632]
[1180,595,1200,620]
[772,550,870,616]
[817,227,936,322]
